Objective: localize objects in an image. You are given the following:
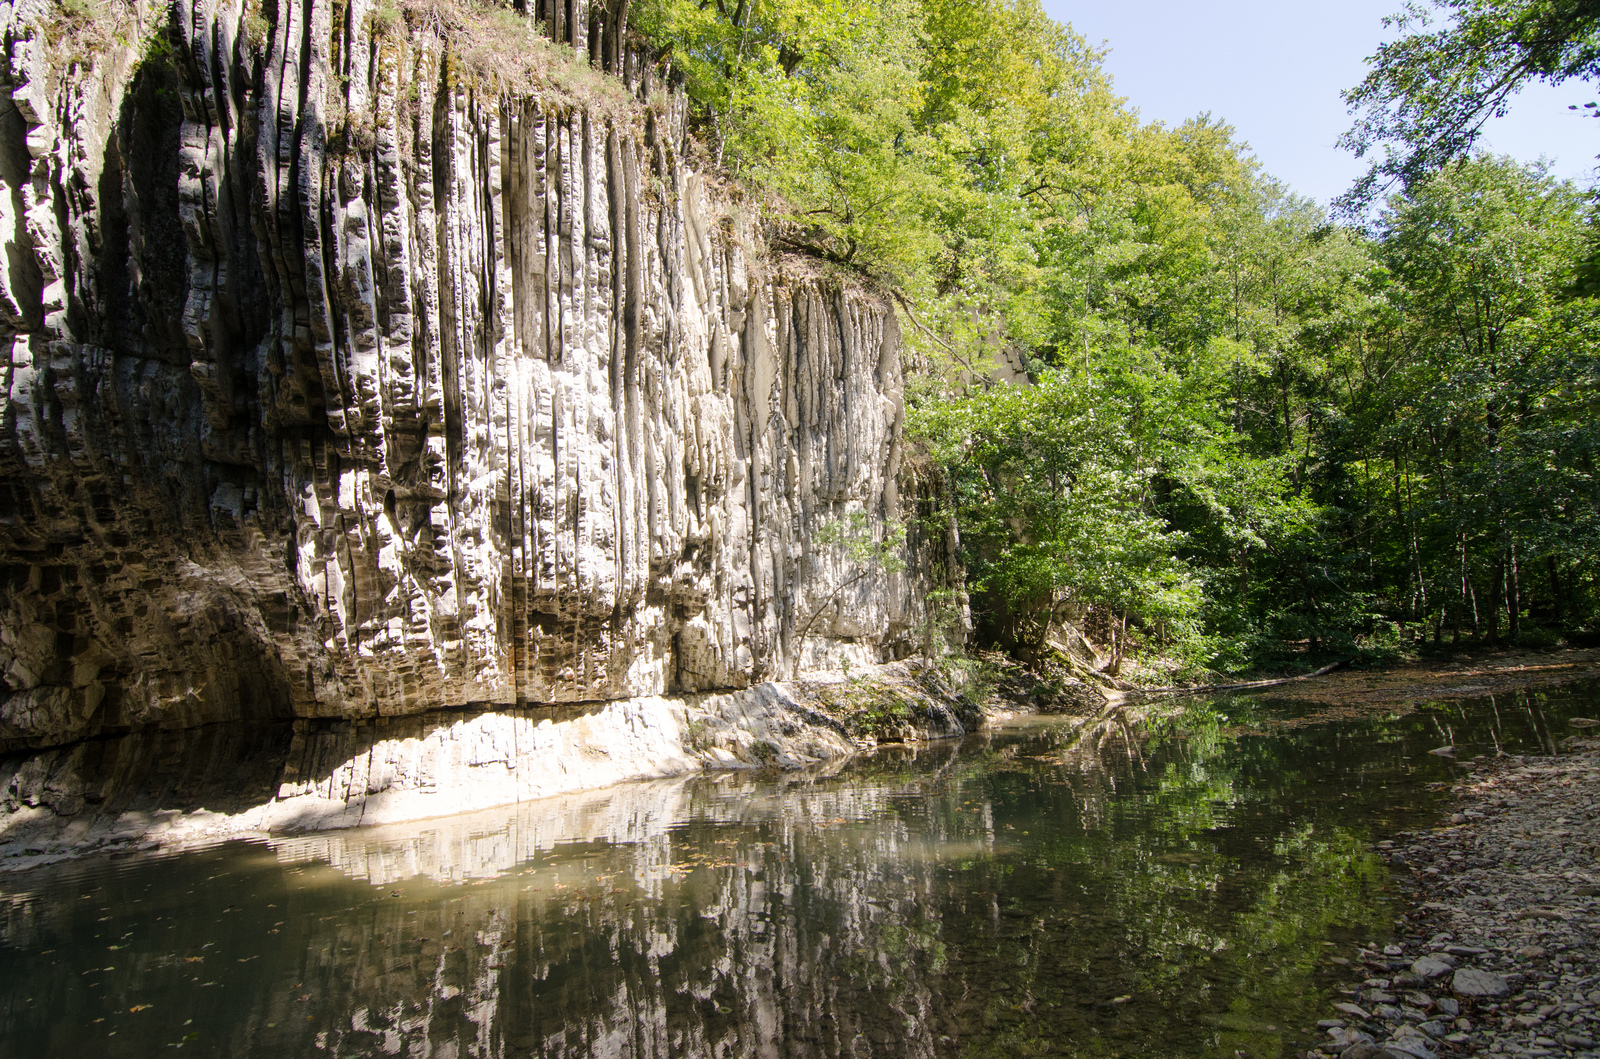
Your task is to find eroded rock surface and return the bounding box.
[0,0,933,751]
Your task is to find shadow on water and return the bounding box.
[1,679,1597,1058]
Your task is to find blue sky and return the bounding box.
[1039,0,1597,209]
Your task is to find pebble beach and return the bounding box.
[1308,734,1600,1058]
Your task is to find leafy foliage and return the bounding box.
[1338,0,1600,211]
[629,0,1600,672]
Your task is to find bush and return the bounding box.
[1513,626,1566,651]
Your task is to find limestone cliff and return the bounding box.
[0,0,931,751]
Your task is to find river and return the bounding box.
[1,680,1591,1058]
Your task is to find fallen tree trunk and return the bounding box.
[1131,659,1349,697]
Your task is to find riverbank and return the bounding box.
[0,661,986,872]
[8,647,1595,875]
[1265,648,1600,709]
[1309,732,1600,1058]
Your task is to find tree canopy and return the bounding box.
[629,0,1600,675]
[1338,0,1600,210]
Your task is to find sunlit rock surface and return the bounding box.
[0,662,983,860]
[0,0,933,753]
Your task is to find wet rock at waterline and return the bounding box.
[0,0,941,755]
[0,661,983,866]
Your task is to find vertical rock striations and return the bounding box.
[0,0,926,750]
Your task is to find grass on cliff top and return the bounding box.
[37,0,644,124]
[40,0,148,80]
[394,0,640,119]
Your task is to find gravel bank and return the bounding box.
[1308,737,1600,1058]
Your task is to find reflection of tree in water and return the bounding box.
[23,684,1572,1058]
[250,710,1395,1058]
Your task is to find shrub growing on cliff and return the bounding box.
[793,514,907,673]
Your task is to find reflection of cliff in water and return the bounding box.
[2,696,1468,1059]
[268,747,968,1059]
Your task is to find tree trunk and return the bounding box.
[1548,555,1563,626]
[1486,557,1504,645]
[1508,542,1522,640]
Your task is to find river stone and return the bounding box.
[1435,998,1459,1017]
[1334,1002,1372,1019]
[1411,957,1453,979]
[1340,1045,1404,1059]
[1452,968,1510,997]
[1331,1026,1375,1047]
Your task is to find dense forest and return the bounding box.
[630,0,1600,676]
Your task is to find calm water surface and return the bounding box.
[2,679,1595,1058]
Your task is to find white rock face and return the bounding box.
[0,678,903,862]
[0,0,933,749]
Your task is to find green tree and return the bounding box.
[626,0,1600,673]
[1339,0,1600,210]
[1360,156,1599,640]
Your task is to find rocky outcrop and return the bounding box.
[0,661,982,866]
[0,0,933,752]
